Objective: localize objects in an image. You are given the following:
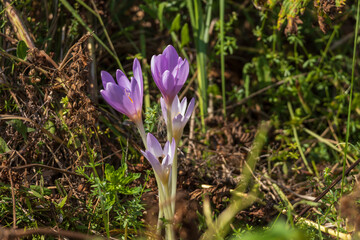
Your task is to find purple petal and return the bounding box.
[142,150,162,177]
[162,70,175,98]
[101,83,134,117]
[158,55,169,75]
[163,141,170,156]
[160,97,168,122]
[146,133,163,158]
[184,98,195,121]
[171,57,183,80]
[130,77,143,114]
[151,55,160,83]
[101,71,116,89]
[162,154,170,167]
[116,70,131,90]
[175,59,189,90]
[163,45,179,71]
[151,55,166,93]
[132,58,143,94]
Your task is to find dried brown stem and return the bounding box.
[0,227,107,240]
[296,158,360,221]
[8,170,16,229]
[0,164,85,178]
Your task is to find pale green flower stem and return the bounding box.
[163,182,175,240]
[135,120,147,149]
[154,174,174,239]
[166,104,173,141]
[136,120,166,236]
[170,146,178,214]
[165,104,178,215]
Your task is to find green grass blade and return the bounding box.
[287,102,314,175]
[220,0,226,117]
[341,0,360,197]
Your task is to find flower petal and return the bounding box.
[151,55,166,93]
[174,59,189,92]
[142,150,162,177]
[101,71,116,89]
[101,83,134,117]
[163,45,179,71]
[146,133,163,158]
[171,95,181,118]
[130,77,142,115]
[115,69,131,90]
[184,97,195,122]
[169,138,176,161]
[162,70,175,101]
[132,58,143,94]
[151,55,160,83]
[163,141,170,156]
[179,96,187,115]
[172,113,185,132]
[162,154,171,168]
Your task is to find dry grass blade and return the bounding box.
[2,0,35,48]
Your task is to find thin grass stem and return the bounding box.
[341,0,360,198]
[220,0,226,117]
[287,102,314,175]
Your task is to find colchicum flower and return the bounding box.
[100,58,146,145]
[160,95,195,143]
[141,133,175,185]
[151,45,189,106]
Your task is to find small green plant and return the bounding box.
[77,159,145,238]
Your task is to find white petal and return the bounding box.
[146,133,163,158]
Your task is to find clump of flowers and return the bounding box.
[100,45,194,239]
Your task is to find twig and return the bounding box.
[8,170,16,229]
[0,164,85,178]
[0,227,107,240]
[58,33,91,71]
[296,158,360,220]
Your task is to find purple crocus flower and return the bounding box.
[151,45,189,106]
[100,59,146,145]
[141,133,175,185]
[160,95,195,143]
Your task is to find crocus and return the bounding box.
[160,95,195,143]
[151,45,189,106]
[141,133,175,185]
[100,58,146,145]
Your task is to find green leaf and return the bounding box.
[44,120,56,135]
[0,137,10,153]
[16,40,28,60]
[29,189,43,199]
[7,119,28,141]
[157,2,166,31]
[170,13,181,32]
[181,23,190,47]
[58,195,68,209]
